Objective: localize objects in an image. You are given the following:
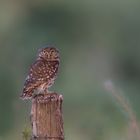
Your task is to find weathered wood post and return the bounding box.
[30,93,64,140]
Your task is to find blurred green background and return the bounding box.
[0,0,140,139]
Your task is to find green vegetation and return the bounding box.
[22,126,31,140]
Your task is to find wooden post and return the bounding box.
[30,93,64,140]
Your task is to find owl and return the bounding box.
[20,45,60,100]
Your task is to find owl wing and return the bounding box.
[20,60,47,99]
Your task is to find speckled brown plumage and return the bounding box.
[20,45,60,100]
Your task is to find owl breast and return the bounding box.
[45,60,59,77]
[42,60,59,88]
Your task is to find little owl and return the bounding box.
[20,45,60,99]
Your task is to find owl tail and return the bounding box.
[20,92,32,100]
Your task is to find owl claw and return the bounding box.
[34,93,58,103]
[50,93,58,101]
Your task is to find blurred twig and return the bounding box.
[104,80,140,140]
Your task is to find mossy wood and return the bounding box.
[30,93,64,140]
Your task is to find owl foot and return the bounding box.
[33,93,44,98]
[34,93,58,103]
[42,93,58,101]
[50,93,58,101]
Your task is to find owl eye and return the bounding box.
[52,51,56,56]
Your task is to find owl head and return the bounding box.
[38,45,60,61]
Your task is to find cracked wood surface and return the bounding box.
[31,93,64,140]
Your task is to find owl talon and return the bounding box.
[51,94,58,101]
[33,93,59,103]
[33,93,43,99]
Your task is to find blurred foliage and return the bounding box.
[0,0,140,139]
[22,126,31,140]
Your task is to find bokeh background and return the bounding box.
[0,0,140,139]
